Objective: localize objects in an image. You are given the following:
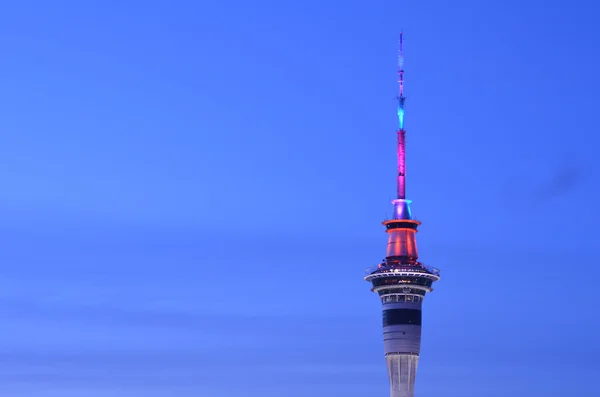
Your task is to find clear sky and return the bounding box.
[0,0,599,396]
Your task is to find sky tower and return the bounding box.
[364,33,441,397]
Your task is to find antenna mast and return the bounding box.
[397,32,407,199]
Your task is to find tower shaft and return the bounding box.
[387,354,419,397]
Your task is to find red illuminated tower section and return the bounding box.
[364,33,440,397]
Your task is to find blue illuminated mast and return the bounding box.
[394,31,410,220]
[397,32,405,131]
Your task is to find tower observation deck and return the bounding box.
[364,33,441,397]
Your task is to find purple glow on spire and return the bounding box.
[396,32,406,200]
[392,198,412,220]
[397,129,406,199]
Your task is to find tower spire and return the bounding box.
[397,31,407,200]
[398,31,405,99]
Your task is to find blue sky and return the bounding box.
[0,0,599,396]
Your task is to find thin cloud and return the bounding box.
[499,162,584,205]
[533,164,582,199]
[0,345,384,395]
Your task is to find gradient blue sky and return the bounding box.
[0,0,599,396]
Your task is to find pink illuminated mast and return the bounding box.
[396,32,407,200]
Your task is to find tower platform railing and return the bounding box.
[365,264,441,277]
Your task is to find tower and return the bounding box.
[364,33,440,397]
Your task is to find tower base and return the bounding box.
[386,354,419,397]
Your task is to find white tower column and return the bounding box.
[387,354,419,397]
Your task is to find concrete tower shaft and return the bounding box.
[387,354,419,397]
[366,264,439,397]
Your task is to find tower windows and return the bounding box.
[382,309,422,327]
[371,277,433,288]
[381,295,423,303]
